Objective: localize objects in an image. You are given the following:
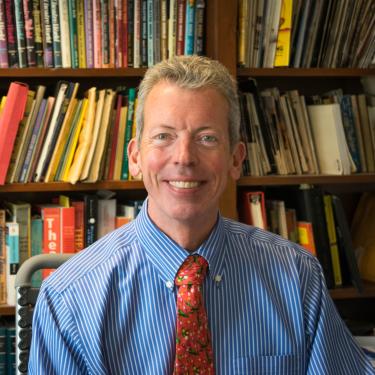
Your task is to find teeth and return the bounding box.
[169,181,200,188]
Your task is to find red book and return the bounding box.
[41,206,75,277]
[176,0,186,55]
[0,81,29,184]
[71,201,85,252]
[297,221,317,256]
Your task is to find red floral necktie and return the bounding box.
[174,255,215,375]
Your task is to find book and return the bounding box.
[293,184,334,289]
[58,0,71,67]
[68,0,78,68]
[40,0,53,67]
[71,200,84,252]
[50,0,62,67]
[323,194,343,287]
[76,0,86,67]
[146,0,153,66]
[5,222,19,306]
[184,0,195,55]
[14,0,27,67]
[0,209,6,305]
[4,0,18,67]
[0,81,29,185]
[83,194,98,247]
[30,216,43,287]
[32,0,44,66]
[168,0,177,58]
[84,0,94,67]
[194,0,205,55]
[0,0,8,68]
[97,198,116,238]
[176,0,185,55]
[22,0,36,66]
[113,105,128,180]
[307,103,352,175]
[331,195,363,293]
[297,221,316,256]
[34,81,70,182]
[274,0,292,67]
[40,205,75,277]
[239,191,267,230]
[121,88,136,180]
[67,87,97,184]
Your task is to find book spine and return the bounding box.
[22,0,36,66]
[4,0,18,67]
[184,0,194,55]
[5,222,19,306]
[121,0,127,67]
[71,201,84,252]
[160,0,167,60]
[0,210,6,305]
[0,0,8,68]
[61,207,75,253]
[93,0,102,67]
[114,0,122,67]
[108,0,115,67]
[32,0,43,66]
[121,88,136,180]
[133,0,140,67]
[76,0,86,67]
[0,82,29,185]
[84,195,98,247]
[68,0,78,68]
[58,0,71,67]
[84,0,94,67]
[126,0,133,67]
[42,207,61,278]
[146,0,153,66]
[101,0,110,67]
[50,0,62,67]
[140,0,147,66]
[30,217,43,287]
[152,0,160,63]
[193,0,204,55]
[14,0,27,66]
[0,327,6,373]
[176,0,185,55]
[40,0,53,67]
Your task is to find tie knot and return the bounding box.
[175,255,208,286]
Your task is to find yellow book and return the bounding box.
[44,83,80,182]
[128,98,138,181]
[67,87,97,184]
[80,89,106,181]
[61,98,89,181]
[323,194,342,287]
[76,0,86,68]
[237,0,249,66]
[113,106,128,181]
[0,95,6,115]
[59,195,70,207]
[274,0,293,67]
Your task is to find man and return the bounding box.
[29,56,374,374]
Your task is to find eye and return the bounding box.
[199,134,218,144]
[155,133,170,140]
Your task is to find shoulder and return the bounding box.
[222,217,321,274]
[42,220,139,294]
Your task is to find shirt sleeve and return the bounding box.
[28,284,89,375]
[303,259,375,375]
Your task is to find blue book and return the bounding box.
[31,216,43,288]
[184,0,195,55]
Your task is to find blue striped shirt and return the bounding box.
[29,200,374,374]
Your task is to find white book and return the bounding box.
[59,0,71,68]
[34,82,69,182]
[168,0,177,58]
[307,103,351,175]
[98,199,117,238]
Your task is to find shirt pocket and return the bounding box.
[234,354,302,375]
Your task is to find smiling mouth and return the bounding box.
[168,181,202,188]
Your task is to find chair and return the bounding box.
[14,254,74,374]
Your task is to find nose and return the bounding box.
[174,136,198,166]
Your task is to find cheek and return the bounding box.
[141,150,166,174]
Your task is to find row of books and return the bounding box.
[0,81,142,185]
[238,0,375,68]
[0,0,206,69]
[239,79,375,177]
[238,185,370,292]
[0,194,144,306]
[0,325,15,374]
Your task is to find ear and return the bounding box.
[128,138,141,178]
[229,142,246,180]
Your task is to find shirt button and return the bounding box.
[215,275,222,283]
[166,281,174,289]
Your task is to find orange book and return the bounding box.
[115,216,131,228]
[297,221,316,256]
[0,82,29,184]
[41,206,75,278]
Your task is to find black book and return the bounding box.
[294,185,335,289]
[331,195,363,293]
[84,194,98,247]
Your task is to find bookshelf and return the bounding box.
[0,0,374,323]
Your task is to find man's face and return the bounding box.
[128,81,245,230]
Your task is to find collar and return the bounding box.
[134,198,227,287]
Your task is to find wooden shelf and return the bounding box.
[0,68,147,78]
[0,305,15,316]
[237,68,375,77]
[0,181,145,193]
[330,282,375,300]
[238,174,375,186]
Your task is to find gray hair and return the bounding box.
[135,55,241,150]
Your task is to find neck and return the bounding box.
[147,210,218,252]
